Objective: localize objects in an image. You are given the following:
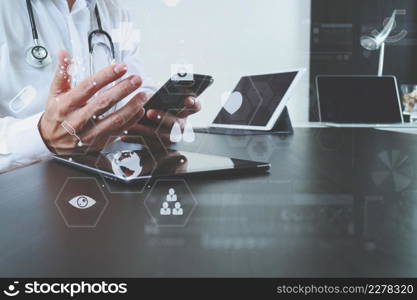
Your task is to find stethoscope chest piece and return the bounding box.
[25,1,112,70]
[25,45,52,68]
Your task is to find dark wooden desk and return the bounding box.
[1,128,417,277]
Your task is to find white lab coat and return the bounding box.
[0,0,155,173]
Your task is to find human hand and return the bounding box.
[38,50,148,155]
[121,95,201,147]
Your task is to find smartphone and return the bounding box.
[144,74,214,112]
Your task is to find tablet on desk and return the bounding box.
[209,69,305,131]
[54,150,270,183]
[316,75,404,127]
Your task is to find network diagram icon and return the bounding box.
[159,188,184,216]
[144,180,197,227]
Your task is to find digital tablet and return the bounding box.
[316,75,403,126]
[53,150,270,183]
[210,69,305,131]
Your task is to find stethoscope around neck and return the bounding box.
[25,0,115,70]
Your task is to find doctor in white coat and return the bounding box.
[0,0,200,173]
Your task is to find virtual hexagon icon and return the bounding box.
[55,177,109,228]
[95,136,157,194]
[144,179,197,227]
[371,150,414,193]
[155,109,207,153]
[53,118,98,156]
[163,65,212,97]
[247,135,276,162]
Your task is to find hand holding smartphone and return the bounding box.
[144,74,214,113]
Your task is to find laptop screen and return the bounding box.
[317,76,403,124]
[212,72,298,127]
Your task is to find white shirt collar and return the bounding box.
[52,0,97,15]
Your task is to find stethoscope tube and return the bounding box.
[25,0,115,69]
[89,5,115,60]
[26,0,51,68]
[26,0,39,42]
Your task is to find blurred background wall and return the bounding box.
[122,0,312,126]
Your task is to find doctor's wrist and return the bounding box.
[37,114,56,154]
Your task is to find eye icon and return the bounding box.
[69,195,96,210]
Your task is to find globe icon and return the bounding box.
[110,151,143,179]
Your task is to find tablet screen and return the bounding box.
[212,72,298,127]
[317,76,403,124]
[55,150,269,182]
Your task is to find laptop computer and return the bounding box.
[316,75,408,128]
[195,69,305,135]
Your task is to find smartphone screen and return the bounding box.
[144,74,214,112]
